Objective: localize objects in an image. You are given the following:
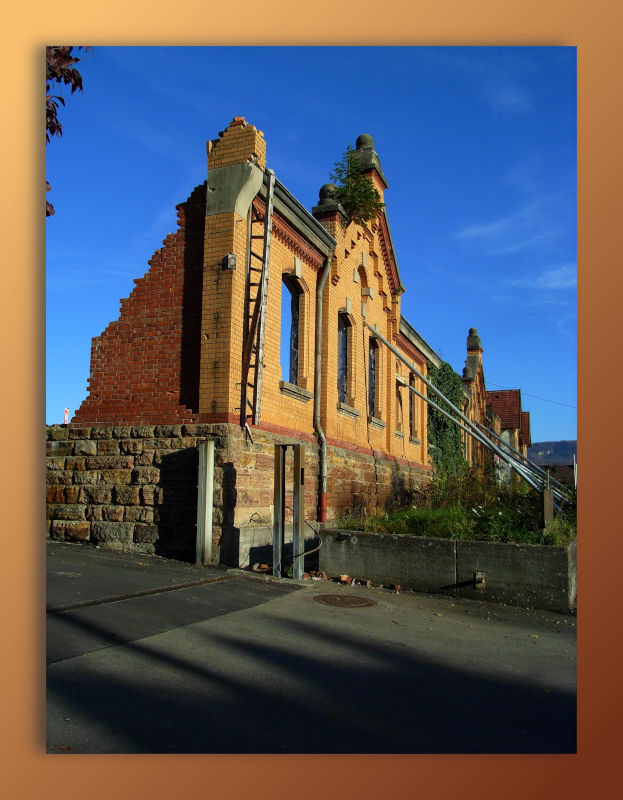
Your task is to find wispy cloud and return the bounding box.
[415,48,534,115]
[456,203,538,241]
[504,159,541,193]
[453,197,568,256]
[46,251,142,295]
[482,81,532,114]
[506,264,577,291]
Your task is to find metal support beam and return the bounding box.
[273,443,306,579]
[273,444,286,578]
[405,379,541,491]
[196,440,215,565]
[366,322,543,493]
[475,421,572,499]
[292,444,305,580]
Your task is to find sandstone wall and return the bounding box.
[46,423,428,563]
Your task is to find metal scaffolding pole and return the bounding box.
[366,322,545,493]
[474,421,573,500]
[404,380,542,491]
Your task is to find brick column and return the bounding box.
[199,117,267,419]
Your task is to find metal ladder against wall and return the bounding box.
[240,169,276,433]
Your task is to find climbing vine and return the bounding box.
[330,144,384,227]
[427,361,466,477]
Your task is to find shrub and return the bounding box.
[330,145,385,226]
[336,466,576,545]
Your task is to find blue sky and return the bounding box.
[46,46,576,442]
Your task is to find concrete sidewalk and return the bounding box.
[46,541,576,754]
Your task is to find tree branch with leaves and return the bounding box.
[46,46,91,217]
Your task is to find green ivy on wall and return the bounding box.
[427,361,466,477]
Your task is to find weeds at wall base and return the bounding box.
[336,465,577,546]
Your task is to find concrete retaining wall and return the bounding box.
[319,529,577,613]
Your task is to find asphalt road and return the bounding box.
[46,541,576,754]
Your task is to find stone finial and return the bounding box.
[356,133,374,149]
[312,183,346,218]
[467,327,482,352]
[319,183,338,203]
[351,133,387,187]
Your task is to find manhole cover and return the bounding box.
[313,594,377,608]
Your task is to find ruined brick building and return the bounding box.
[46,116,528,564]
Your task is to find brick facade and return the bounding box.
[49,117,467,563]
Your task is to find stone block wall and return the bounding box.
[46,422,428,563]
[324,442,427,520]
[46,424,216,560]
[46,422,323,563]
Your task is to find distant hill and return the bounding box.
[528,440,577,466]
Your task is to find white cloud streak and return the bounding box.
[453,197,568,256]
[506,264,577,291]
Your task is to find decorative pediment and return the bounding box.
[374,210,402,295]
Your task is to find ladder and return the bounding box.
[240,169,275,432]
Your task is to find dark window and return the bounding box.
[409,374,417,438]
[281,277,301,385]
[337,314,350,403]
[368,337,379,417]
[396,384,403,431]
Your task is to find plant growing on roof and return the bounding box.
[330,144,385,227]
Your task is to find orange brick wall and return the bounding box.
[313,211,427,473]
[70,117,431,541]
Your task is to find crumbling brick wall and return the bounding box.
[73,183,207,425]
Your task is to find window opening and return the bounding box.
[337,314,350,403]
[281,277,301,385]
[409,373,417,438]
[368,337,379,418]
[396,383,403,431]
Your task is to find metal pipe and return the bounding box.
[314,253,333,523]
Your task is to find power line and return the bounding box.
[487,382,576,409]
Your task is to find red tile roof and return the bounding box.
[486,389,522,430]
[520,411,531,447]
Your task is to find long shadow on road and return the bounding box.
[47,603,575,754]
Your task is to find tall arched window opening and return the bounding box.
[368,337,380,418]
[337,313,350,404]
[409,374,416,438]
[396,384,403,432]
[281,276,302,385]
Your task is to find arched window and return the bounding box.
[409,373,418,439]
[396,383,403,432]
[281,275,302,385]
[337,313,351,403]
[368,337,380,418]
